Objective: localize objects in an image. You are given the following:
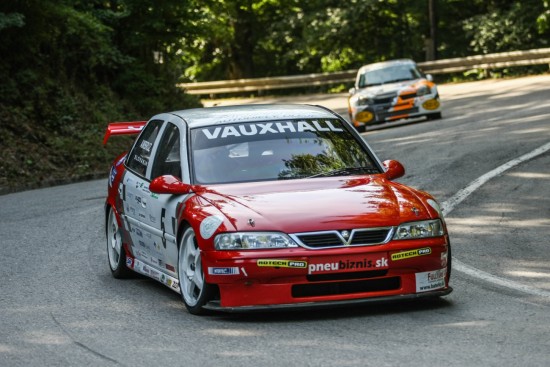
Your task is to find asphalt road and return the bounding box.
[1,75,549,367]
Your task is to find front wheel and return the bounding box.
[178,226,214,315]
[426,112,442,120]
[106,207,132,278]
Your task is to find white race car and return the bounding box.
[348,59,442,131]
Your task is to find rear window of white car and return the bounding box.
[190,119,378,184]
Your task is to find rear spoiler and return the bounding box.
[103,121,147,145]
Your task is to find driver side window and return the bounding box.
[151,123,181,180]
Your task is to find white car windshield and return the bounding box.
[359,64,422,88]
[190,118,379,184]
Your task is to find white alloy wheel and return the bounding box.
[178,226,212,314]
[106,207,130,278]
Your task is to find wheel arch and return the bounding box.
[176,219,192,249]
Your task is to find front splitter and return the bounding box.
[203,287,453,313]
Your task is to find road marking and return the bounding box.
[441,141,550,298]
[453,259,550,298]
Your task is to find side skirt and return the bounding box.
[126,256,181,294]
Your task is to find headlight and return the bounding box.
[416,85,431,96]
[393,219,444,240]
[356,96,373,106]
[215,232,299,250]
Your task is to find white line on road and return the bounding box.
[441,141,550,298]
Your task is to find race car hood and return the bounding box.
[195,176,433,233]
[353,78,425,99]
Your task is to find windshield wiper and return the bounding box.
[307,167,378,178]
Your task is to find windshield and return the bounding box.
[358,64,422,88]
[190,119,379,184]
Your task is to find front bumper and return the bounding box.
[350,93,441,127]
[202,238,451,309]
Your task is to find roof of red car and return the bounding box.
[167,104,338,128]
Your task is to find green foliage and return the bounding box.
[0,12,24,30]
[538,0,550,33]
[463,1,549,53]
[0,0,548,192]
[0,0,200,192]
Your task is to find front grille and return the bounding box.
[292,228,393,249]
[373,97,394,104]
[292,277,400,298]
[297,233,340,247]
[351,229,390,245]
[400,92,417,100]
[373,92,397,105]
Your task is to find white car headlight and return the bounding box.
[355,96,373,106]
[393,219,445,240]
[215,232,299,250]
[416,85,431,96]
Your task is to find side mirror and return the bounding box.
[426,74,433,82]
[382,160,405,180]
[149,175,191,195]
[349,87,356,95]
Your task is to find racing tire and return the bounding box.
[106,207,132,279]
[178,226,214,315]
[426,112,442,120]
[446,241,452,284]
[354,123,366,133]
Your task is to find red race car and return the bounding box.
[104,104,452,314]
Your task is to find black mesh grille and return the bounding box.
[292,277,400,298]
[400,92,417,100]
[306,270,388,282]
[373,93,397,105]
[296,228,391,249]
[373,97,394,104]
[298,233,341,247]
[350,230,390,245]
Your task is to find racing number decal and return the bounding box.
[161,208,166,248]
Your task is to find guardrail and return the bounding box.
[178,47,550,96]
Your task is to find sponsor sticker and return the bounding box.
[149,268,161,281]
[135,249,148,259]
[133,259,180,293]
[134,228,143,237]
[391,247,432,261]
[208,267,240,275]
[140,140,153,152]
[133,155,148,166]
[126,256,134,269]
[165,264,176,272]
[200,215,224,239]
[308,253,388,274]
[257,259,307,268]
[415,268,447,293]
[201,120,343,140]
